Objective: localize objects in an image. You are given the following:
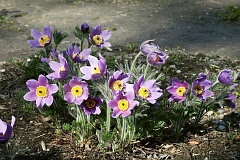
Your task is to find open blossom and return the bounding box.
[133,75,162,104]
[218,69,234,85]
[67,44,91,63]
[140,39,160,55]
[80,54,107,80]
[108,91,139,118]
[80,96,102,115]
[24,75,58,107]
[192,73,213,101]
[46,54,70,80]
[166,78,189,103]
[0,116,15,144]
[27,26,52,48]
[90,25,111,49]
[63,77,88,105]
[108,71,131,95]
[147,50,168,66]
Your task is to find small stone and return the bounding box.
[169,65,176,69]
[29,121,33,124]
[176,70,181,73]
[218,125,226,131]
[0,69,5,72]
[218,109,224,114]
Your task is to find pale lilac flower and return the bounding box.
[192,73,213,101]
[147,50,168,66]
[27,26,52,48]
[218,69,234,85]
[67,44,91,63]
[24,75,58,107]
[108,71,131,95]
[133,75,162,104]
[46,54,70,80]
[166,78,189,103]
[80,54,107,80]
[79,96,102,115]
[63,77,88,105]
[108,91,139,118]
[140,39,160,55]
[0,116,15,144]
[90,25,111,49]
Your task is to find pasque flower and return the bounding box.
[0,116,15,144]
[67,44,91,63]
[147,50,168,66]
[192,73,213,101]
[133,75,162,104]
[108,71,131,95]
[81,23,90,34]
[140,39,160,55]
[46,54,70,80]
[27,26,52,48]
[80,54,107,80]
[218,69,234,85]
[166,78,189,103]
[41,48,59,63]
[63,77,88,105]
[80,96,102,115]
[24,75,58,107]
[224,91,236,108]
[90,25,111,49]
[108,91,139,118]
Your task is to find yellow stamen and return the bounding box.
[85,98,96,108]
[39,35,50,47]
[72,53,83,60]
[36,86,48,98]
[176,87,186,96]
[92,35,103,45]
[138,87,150,99]
[60,67,65,72]
[194,85,203,95]
[71,86,83,97]
[92,66,101,74]
[118,99,129,111]
[111,80,124,91]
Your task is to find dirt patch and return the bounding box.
[1,0,240,62]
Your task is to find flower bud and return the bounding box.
[81,23,89,34]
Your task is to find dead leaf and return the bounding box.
[188,140,200,145]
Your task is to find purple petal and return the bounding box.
[38,75,48,86]
[100,30,111,41]
[108,100,118,109]
[45,96,53,106]
[31,29,42,40]
[64,92,75,103]
[24,91,37,101]
[47,84,58,94]
[26,79,39,91]
[27,40,41,48]
[121,110,131,118]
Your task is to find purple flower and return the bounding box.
[0,116,15,144]
[67,44,91,63]
[46,54,70,80]
[90,25,111,49]
[80,54,107,80]
[140,40,160,56]
[192,73,213,101]
[27,26,52,48]
[41,49,59,63]
[108,91,139,118]
[108,71,131,95]
[166,78,189,103]
[218,69,234,85]
[63,77,88,105]
[147,50,168,66]
[24,75,58,107]
[81,23,90,34]
[133,75,163,104]
[79,96,102,115]
[224,91,236,108]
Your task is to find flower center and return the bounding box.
[36,86,48,98]
[92,35,103,45]
[60,67,65,72]
[118,99,129,111]
[0,132,4,137]
[85,98,96,109]
[92,66,101,74]
[176,87,186,96]
[71,86,83,97]
[111,80,124,91]
[155,55,160,62]
[39,35,50,47]
[72,53,83,60]
[138,87,150,99]
[194,84,203,95]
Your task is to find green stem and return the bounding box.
[195,101,205,124]
[106,105,111,132]
[130,52,142,73]
[120,117,126,145]
[144,63,150,79]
